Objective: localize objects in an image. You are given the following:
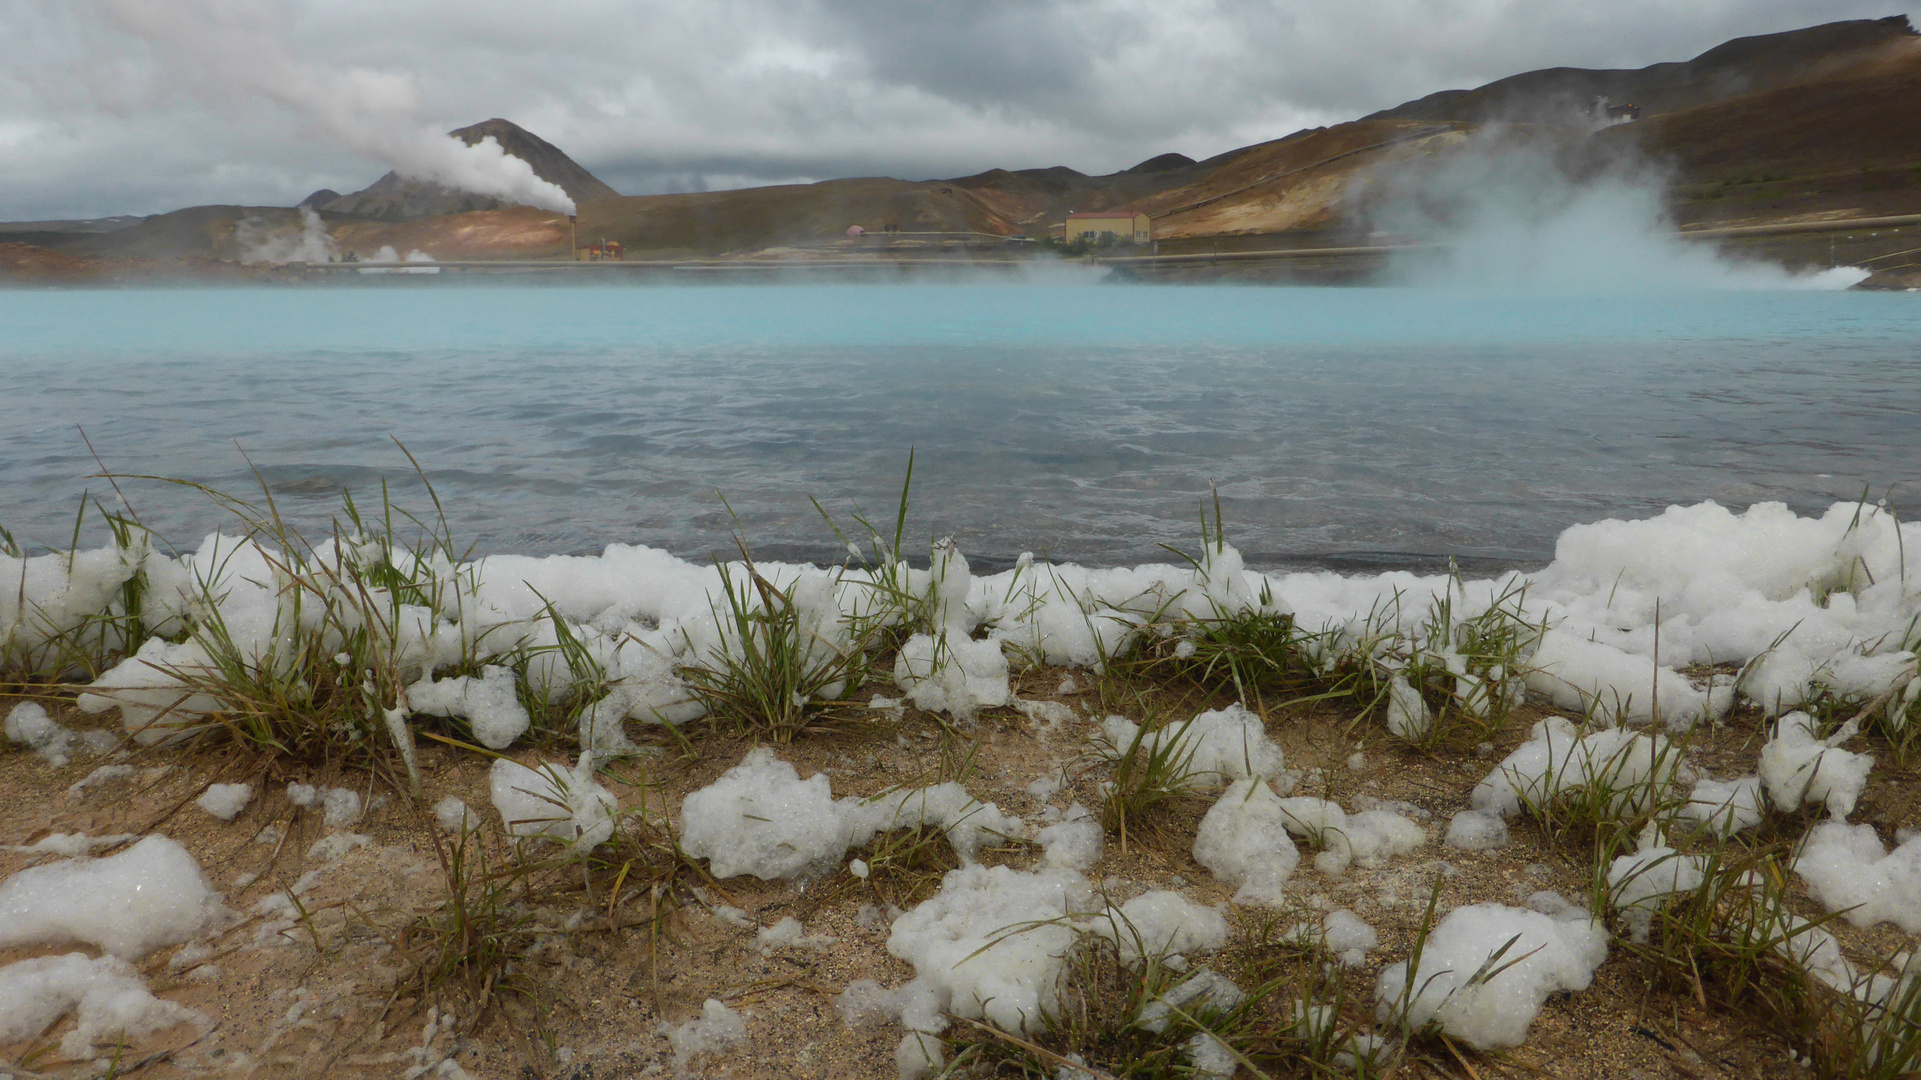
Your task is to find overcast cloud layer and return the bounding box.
[3,0,1916,220]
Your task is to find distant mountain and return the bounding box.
[321,118,619,222]
[1365,15,1915,123]
[11,16,1917,275]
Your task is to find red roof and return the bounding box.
[1065,210,1144,219]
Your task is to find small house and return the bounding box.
[576,239,624,261]
[1064,210,1150,245]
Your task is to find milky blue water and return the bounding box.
[1,283,1916,570]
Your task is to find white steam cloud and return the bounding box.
[237,207,335,265]
[1367,134,1867,291]
[97,0,575,215]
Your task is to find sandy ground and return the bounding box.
[2,665,1913,1080]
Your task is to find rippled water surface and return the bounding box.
[2,283,1916,570]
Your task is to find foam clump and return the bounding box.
[1758,711,1871,818]
[77,637,225,743]
[679,747,848,880]
[1384,674,1431,740]
[659,998,747,1077]
[434,795,479,834]
[680,748,1025,881]
[7,701,77,765]
[1471,717,1678,820]
[1376,903,1608,1050]
[842,782,1023,865]
[287,782,364,829]
[4,833,136,856]
[1035,803,1104,871]
[1681,775,1764,836]
[893,634,1010,722]
[1014,698,1076,727]
[489,755,618,850]
[1524,628,1710,729]
[1276,797,1425,875]
[1100,891,1228,965]
[1444,810,1509,851]
[195,782,254,821]
[0,952,201,1058]
[1137,968,1246,1034]
[1100,704,1284,790]
[1323,909,1380,967]
[0,835,223,959]
[1192,778,1301,905]
[68,763,135,799]
[1795,821,1921,933]
[1607,837,1707,943]
[0,544,149,674]
[407,665,531,750]
[836,979,904,1029]
[833,977,947,1078]
[887,864,1092,1035]
[757,915,838,952]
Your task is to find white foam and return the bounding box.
[1275,797,1425,875]
[1100,891,1227,965]
[0,835,223,959]
[886,864,1091,1035]
[1035,803,1103,871]
[1376,903,1607,1050]
[659,998,747,1078]
[678,747,849,881]
[1444,810,1509,851]
[406,665,530,750]
[1795,820,1921,933]
[196,782,254,821]
[434,795,479,834]
[1758,711,1871,818]
[1680,775,1764,836]
[489,755,618,850]
[1607,837,1706,943]
[6,701,78,765]
[1470,717,1680,821]
[0,952,201,1058]
[1100,703,1284,790]
[1192,778,1301,906]
[680,747,1025,881]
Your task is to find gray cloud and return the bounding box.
[3,0,1915,219]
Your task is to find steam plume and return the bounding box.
[237,206,336,264]
[99,0,575,215]
[1363,131,1866,291]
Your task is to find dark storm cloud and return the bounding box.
[2,0,1915,219]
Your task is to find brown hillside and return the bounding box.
[1601,36,1921,225]
[64,205,310,261]
[1136,120,1465,237]
[0,241,104,279]
[1368,15,1916,123]
[569,177,1024,258]
[328,207,572,260]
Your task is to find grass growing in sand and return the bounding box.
[6,456,1921,1080]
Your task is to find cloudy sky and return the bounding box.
[2,0,1915,221]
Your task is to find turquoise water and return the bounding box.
[2,283,1916,569]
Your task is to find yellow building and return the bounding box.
[1064,210,1150,245]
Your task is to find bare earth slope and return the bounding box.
[1600,35,1921,226]
[1365,14,1917,123]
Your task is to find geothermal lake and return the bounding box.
[0,282,1916,570]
